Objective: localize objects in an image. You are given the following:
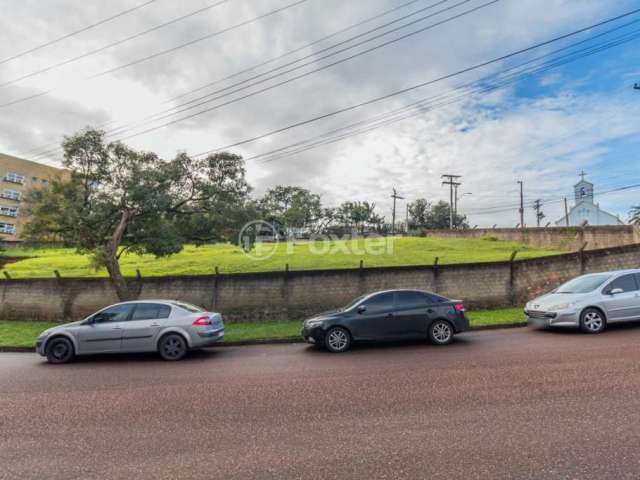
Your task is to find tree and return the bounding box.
[408,198,431,229]
[408,198,468,229]
[428,201,469,229]
[24,128,251,300]
[630,205,640,225]
[258,186,322,234]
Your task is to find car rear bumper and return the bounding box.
[192,327,224,348]
[453,314,470,333]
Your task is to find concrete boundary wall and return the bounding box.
[423,225,640,251]
[1,244,639,323]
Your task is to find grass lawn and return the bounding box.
[0,309,526,349]
[1,236,564,279]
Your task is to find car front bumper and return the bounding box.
[302,325,325,344]
[36,338,46,356]
[526,310,580,328]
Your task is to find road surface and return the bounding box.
[2,326,640,479]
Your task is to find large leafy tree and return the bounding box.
[24,128,251,300]
[258,186,322,233]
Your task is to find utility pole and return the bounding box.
[390,188,404,235]
[405,203,410,233]
[517,180,524,229]
[564,197,570,226]
[532,199,545,227]
[442,174,461,229]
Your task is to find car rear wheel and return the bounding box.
[158,333,188,361]
[324,327,351,353]
[45,337,75,364]
[428,320,454,345]
[580,308,605,334]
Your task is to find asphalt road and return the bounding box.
[2,327,640,480]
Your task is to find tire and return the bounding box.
[45,336,75,364]
[428,320,454,345]
[158,333,188,361]
[324,327,352,353]
[580,308,606,334]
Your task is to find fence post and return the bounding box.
[53,270,61,280]
[433,257,440,293]
[135,269,143,297]
[579,242,588,274]
[508,251,518,306]
[3,270,10,280]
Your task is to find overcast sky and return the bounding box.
[1,0,639,226]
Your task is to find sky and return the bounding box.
[0,0,639,227]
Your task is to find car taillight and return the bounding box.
[454,303,465,312]
[193,316,212,326]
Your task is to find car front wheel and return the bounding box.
[45,337,75,364]
[324,327,351,353]
[580,308,606,334]
[428,320,454,345]
[158,333,188,361]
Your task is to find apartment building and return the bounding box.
[0,152,67,241]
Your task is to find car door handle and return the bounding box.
[427,309,434,313]
[386,313,394,318]
[150,323,160,327]
[111,326,123,330]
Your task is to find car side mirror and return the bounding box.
[357,305,367,314]
[608,288,624,295]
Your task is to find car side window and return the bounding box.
[604,274,639,294]
[130,303,172,321]
[94,304,134,323]
[362,292,394,313]
[395,291,430,309]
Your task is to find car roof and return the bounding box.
[363,289,443,297]
[579,269,640,277]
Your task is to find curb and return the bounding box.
[0,323,528,353]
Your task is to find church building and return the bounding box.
[555,173,623,226]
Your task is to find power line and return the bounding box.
[0,0,158,66]
[0,0,235,89]
[106,0,490,140]
[16,0,443,158]
[187,7,640,159]
[245,22,640,165]
[0,0,313,109]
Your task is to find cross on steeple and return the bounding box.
[579,170,587,182]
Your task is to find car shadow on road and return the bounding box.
[300,336,472,355]
[55,348,225,366]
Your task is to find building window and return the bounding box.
[0,206,18,217]
[0,223,16,234]
[0,189,21,201]
[41,179,49,185]
[32,176,38,182]
[4,172,25,184]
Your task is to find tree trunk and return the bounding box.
[105,210,132,301]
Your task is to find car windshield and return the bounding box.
[340,294,369,311]
[555,274,611,294]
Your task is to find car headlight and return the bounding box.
[306,320,325,328]
[37,329,52,339]
[547,302,577,311]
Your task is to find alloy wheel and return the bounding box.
[325,328,350,353]
[583,311,604,333]
[430,321,453,345]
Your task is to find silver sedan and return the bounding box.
[525,269,640,333]
[36,300,224,363]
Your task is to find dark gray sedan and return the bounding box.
[302,289,469,352]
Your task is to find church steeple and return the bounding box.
[574,171,594,204]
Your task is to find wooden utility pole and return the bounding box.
[564,197,570,226]
[390,188,404,235]
[517,180,524,229]
[442,174,461,229]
